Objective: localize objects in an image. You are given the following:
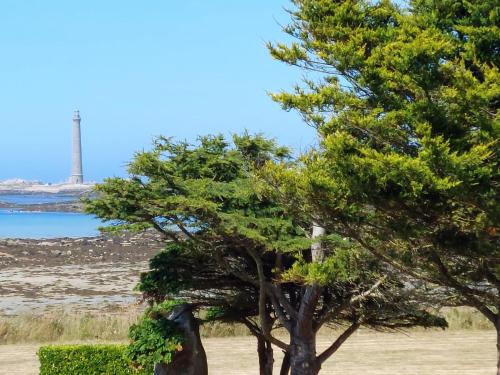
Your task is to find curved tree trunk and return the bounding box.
[257,335,274,375]
[279,351,291,375]
[154,305,208,375]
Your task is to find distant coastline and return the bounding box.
[0,201,85,213]
[0,179,95,213]
[0,179,95,195]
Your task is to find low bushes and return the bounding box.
[38,345,152,375]
[37,302,187,374]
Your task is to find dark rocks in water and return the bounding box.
[0,201,84,213]
[154,304,208,375]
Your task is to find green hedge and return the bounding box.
[38,345,153,375]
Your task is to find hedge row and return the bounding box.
[38,345,153,375]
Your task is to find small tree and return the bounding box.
[86,134,289,374]
[86,134,445,375]
[267,0,499,371]
[137,240,282,375]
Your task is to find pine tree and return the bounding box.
[267,0,499,372]
[86,134,445,375]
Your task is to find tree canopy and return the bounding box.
[266,0,499,370]
[86,133,446,375]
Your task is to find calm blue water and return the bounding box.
[0,210,102,239]
[0,194,77,205]
[0,193,101,239]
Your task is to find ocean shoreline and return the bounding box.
[0,201,85,213]
[0,180,95,195]
[0,230,166,315]
[0,183,93,212]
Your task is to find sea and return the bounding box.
[0,193,102,239]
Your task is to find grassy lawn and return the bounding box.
[0,330,496,375]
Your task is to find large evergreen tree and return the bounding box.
[266,0,499,371]
[86,134,445,375]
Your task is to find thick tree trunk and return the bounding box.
[286,222,323,375]
[289,333,320,375]
[496,315,499,375]
[257,335,274,375]
[280,351,291,375]
[154,305,208,375]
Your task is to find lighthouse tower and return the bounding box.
[70,110,84,184]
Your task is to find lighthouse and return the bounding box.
[70,110,84,184]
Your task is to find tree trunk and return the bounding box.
[311,223,325,263]
[286,222,323,375]
[279,351,291,375]
[289,333,320,375]
[496,315,499,375]
[257,335,274,375]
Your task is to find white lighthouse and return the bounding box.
[70,110,84,184]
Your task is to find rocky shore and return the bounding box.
[0,200,85,213]
[0,230,167,315]
[0,179,94,194]
[0,179,94,212]
[0,230,165,268]
[0,181,171,315]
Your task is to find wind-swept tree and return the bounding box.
[266,0,499,371]
[86,134,291,374]
[136,239,283,375]
[86,134,445,375]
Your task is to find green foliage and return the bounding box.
[135,244,194,297]
[84,133,304,252]
[86,130,450,368]
[267,0,499,325]
[204,307,228,322]
[282,248,359,285]
[126,301,184,369]
[38,345,151,375]
[233,131,291,167]
[99,222,152,234]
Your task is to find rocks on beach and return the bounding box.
[0,179,94,194]
[0,230,167,315]
[0,230,165,268]
[0,187,167,315]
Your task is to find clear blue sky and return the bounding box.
[0,0,317,182]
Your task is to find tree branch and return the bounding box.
[145,215,179,242]
[298,285,322,325]
[268,284,299,321]
[315,276,387,331]
[317,322,360,364]
[213,248,259,287]
[247,248,290,349]
[430,251,497,324]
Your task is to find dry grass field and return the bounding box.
[0,330,495,375]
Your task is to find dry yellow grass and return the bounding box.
[0,306,491,345]
[0,308,142,344]
[0,330,496,375]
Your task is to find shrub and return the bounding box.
[126,300,184,369]
[38,345,152,375]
